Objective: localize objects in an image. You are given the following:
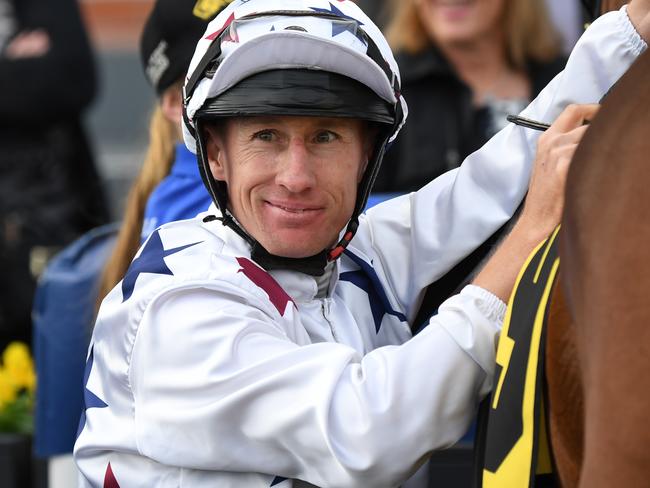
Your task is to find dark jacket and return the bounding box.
[376,46,566,329]
[376,46,566,193]
[0,0,110,348]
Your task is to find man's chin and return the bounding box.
[264,246,325,259]
[259,239,330,260]
[252,228,336,259]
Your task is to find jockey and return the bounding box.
[74,1,649,487]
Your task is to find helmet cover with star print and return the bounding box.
[181,0,408,272]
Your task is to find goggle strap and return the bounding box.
[184,38,224,104]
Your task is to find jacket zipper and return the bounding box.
[321,298,339,342]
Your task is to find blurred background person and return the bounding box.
[96,0,215,302]
[0,0,110,351]
[374,0,567,330]
[376,0,566,193]
[32,3,218,485]
[353,0,583,54]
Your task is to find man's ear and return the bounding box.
[204,127,227,181]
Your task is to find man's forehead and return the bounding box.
[231,115,365,130]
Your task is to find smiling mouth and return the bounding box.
[267,201,321,214]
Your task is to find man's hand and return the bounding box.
[472,104,599,303]
[519,103,600,238]
[627,0,650,42]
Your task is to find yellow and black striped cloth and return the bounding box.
[475,227,561,488]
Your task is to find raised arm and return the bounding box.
[473,104,599,301]
[358,6,647,322]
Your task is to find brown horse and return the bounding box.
[546,39,650,488]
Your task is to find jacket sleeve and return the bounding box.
[130,282,504,487]
[356,7,646,322]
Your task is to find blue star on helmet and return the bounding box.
[121,230,202,302]
[309,2,365,39]
[76,345,107,438]
[339,251,407,333]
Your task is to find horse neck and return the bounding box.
[557,49,650,487]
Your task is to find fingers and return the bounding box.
[536,104,598,164]
[537,123,589,168]
[521,104,597,234]
[544,129,586,170]
[545,104,600,135]
[549,124,590,152]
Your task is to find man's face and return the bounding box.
[205,116,371,258]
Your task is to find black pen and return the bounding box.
[506,114,551,132]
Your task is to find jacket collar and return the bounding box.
[200,204,341,302]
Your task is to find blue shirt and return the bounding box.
[141,143,212,241]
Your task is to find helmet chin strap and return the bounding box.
[196,121,393,276]
[195,118,336,276]
[251,242,330,276]
[209,193,360,276]
[216,206,357,276]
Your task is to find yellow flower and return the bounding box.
[0,367,17,408]
[2,342,36,393]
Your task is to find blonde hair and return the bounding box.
[385,0,561,70]
[96,103,179,307]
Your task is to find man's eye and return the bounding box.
[253,130,275,142]
[315,131,336,143]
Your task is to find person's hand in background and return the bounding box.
[4,29,50,59]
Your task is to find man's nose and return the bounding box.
[275,139,316,192]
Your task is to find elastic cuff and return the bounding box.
[461,284,507,325]
[621,5,648,56]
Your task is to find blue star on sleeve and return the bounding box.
[121,230,202,302]
[339,251,407,333]
[76,345,107,438]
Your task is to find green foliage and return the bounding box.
[0,390,33,434]
[0,342,36,434]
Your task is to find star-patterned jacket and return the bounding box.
[74,8,645,488]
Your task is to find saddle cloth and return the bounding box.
[474,226,561,488]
